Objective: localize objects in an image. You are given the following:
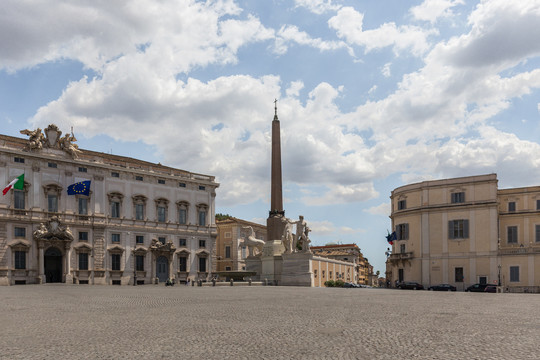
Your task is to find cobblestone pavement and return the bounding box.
[1,285,539,360]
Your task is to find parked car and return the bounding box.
[428,284,457,291]
[397,281,424,290]
[343,282,360,288]
[484,284,497,293]
[465,283,490,292]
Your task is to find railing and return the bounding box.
[389,252,413,261]
[498,246,540,255]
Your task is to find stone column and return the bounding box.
[169,253,174,280]
[38,242,45,284]
[65,243,73,284]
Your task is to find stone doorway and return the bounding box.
[156,256,169,283]
[45,247,63,283]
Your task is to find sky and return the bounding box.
[2,0,540,274]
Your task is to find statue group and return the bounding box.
[239,215,311,257]
[20,124,82,159]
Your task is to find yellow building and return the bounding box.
[215,217,266,272]
[388,174,540,292]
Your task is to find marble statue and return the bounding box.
[20,128,45,151]
[240,226,265,257]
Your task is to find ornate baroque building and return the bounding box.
[0,125,219,285]
[388,174,540,292]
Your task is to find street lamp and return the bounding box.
[498,264,501,287]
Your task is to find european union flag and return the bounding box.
[67,180,91,196]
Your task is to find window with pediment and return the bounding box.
[11,181,30,211]
[132,195,147,220]
[155,198,169,222]
[177,201,189,225]
[197,203,208,226]
[107,192,124,218]
[43,184,62,213]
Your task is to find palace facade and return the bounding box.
[0,125,219,285]
[388,174,540,292]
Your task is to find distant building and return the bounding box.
[1,124,219,286]
[311,243,374,285]
[388,173,540,292]
[215,217,266,272]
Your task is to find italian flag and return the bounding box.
[2,174,24,196]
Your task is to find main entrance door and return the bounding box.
[156,256,169,283]
[44,247,62,283]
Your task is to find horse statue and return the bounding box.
[239,226,265,257]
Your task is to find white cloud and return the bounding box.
[328,7,438,57]
[410,0,464,24]
[294,0,341,14]
[286,81,305,97]
[365,202,391,217]
[274,25,352,56]
[382,63,391,78]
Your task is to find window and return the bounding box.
[14,190,25,209]
[158,237,166,244]
[48,162,57,168]
[225,266,231,271]
[509,266,519,282]
[135,176,143,181]
[157,206,166,222]
[179,257,187,272]
[396,223,409,240]
[179,238,186,247]
[536,225,540,243]
[199,185,205,191]
[329,271,332,279]
[225,246,231,259]
[508,202,516,212]
[136,255,144,271]
[79,253,89,270]
[108,192,123,218]
[199,257,206,272]
[14,157,24,163]
[537,199,540,211]
[78,198,88,215]
[397,200,406,210]
[241,246,247,259]
[111,254,121,271]
[198,210,206,226]
[79,232,88,241]
[314,270,317,278]
[14,227,26,238]
[155,198,168,222]
[455,267,464,282]
[448,220,469,239]
[179,209,187,224]
[15,251,26,269]
[158,179,165,184]
[451,192,465,203]
[136,235,144,244]
[199,240,206,248]
[111,172,120,178]
[48,194,58,212]
[78,167,87,173]
[135,203,144,220]
[179,182,186,188]
[507,226,518,244]
[111,201,120,218]
[399,244,406,253]
[111,233,120,243]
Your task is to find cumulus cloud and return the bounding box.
[365,202,391,217]
[410,0,464,24]
[273,25,352,55]
[328,7,438,57]
[294,0,341,14]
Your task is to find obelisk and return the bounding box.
[267,99,285,241]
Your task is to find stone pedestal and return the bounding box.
[260,240,285,284]
[281,252,313,286]
[245,256,262,280]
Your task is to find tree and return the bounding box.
[215,213,232,221]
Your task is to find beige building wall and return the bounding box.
[388,174,540,292]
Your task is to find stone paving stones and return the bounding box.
[1,285,538,359]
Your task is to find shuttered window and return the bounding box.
[448,220,469,239]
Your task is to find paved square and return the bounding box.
[1,285,538,359]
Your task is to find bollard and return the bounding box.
[248,278,252,286]
[230,278,234,286]
[265,278,268,286]
[198,279,202,287]
[212,278,216,286]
